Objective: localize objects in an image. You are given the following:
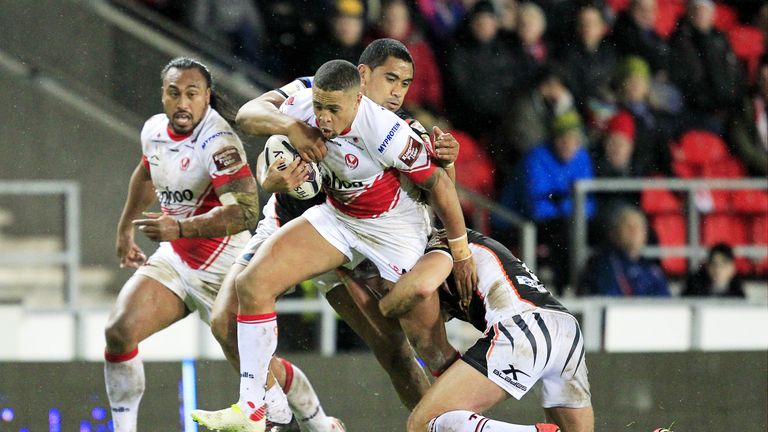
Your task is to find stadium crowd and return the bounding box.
[138,0,767,295]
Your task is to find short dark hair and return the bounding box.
[358,38,414,70]
[708,243,735,262]
[314,60,361,91]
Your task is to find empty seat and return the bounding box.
[671,130,729,166]
[731,190,768,214]
[728,26,765,83]
[701,214,747,246]
[714,3,739,32]
[650,214,687,275]
[641,188,683,214]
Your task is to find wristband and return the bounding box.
[177,220,184,238]
[447,233,467,243]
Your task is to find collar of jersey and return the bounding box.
[166,126,193,142]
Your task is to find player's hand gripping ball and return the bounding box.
[264,135,322,200]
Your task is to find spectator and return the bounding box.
[306,0,366,72]
[498,110,595,291]
[683,243,745,298]
[579,205,670,296]
[369,0,444,112]
[508,2,550,92]
[669,0,742,134]
[614,56,675,176]
[414,0,466,40]
[444,0,518,138]
[728,54,768,176]
[498,66,575,179]
[189,0,266,65]
[610,0,670,75]
[560,4,617,113]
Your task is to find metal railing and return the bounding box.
[570,177,768,289]
[0,181,81,307]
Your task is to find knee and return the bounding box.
[407,409,430,432]
[104,318,136,353]
[235,267,277,304]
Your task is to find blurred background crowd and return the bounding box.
[134,0,767,301]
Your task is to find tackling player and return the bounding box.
[374,229,595,432]
[105,58,260,432]
[192,59,476,431]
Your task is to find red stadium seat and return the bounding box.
[714,3,739,32]
[731,190,768,214]
[650,214,687,274]
[700,158,746,178]
[728,26,765,83]
[750,215,768,275]
[655,0,686,38]
[641,188,683,214]
[671,130,729,165]
[701,214,747,246]
[606,0,630,14]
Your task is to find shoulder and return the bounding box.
[280,87,313,115]
[359,98,415,153]
[141,113,168,139]
[197,109,241,150]
[276,76,314,98]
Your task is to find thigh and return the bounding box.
[107,274,189,342]
[412,360,509,424]
[242,216,348,293]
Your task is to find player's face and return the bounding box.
[312,87,362,139]
[162,67,211,135]
[360,57,414,112]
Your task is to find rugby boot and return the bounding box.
[191,404,266,432]
[535,424,561,432]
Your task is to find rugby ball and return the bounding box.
[263,135,322,200]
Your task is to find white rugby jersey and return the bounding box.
[279,88,436,218]
[140,107,252,270]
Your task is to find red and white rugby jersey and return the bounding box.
[279,88,436,219]
[140,107,252,270]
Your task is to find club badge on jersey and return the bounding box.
[263,135,322,200]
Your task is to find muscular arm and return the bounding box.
[116,162,155,267]
[416,169,478,300]
[379,252,452,318]
[236,90,326,161]
[177,176,260,238]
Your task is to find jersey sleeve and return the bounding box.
[278,88,314,122]
[275,76,313,98]
[199,121,252,189]
[379,119,436,185]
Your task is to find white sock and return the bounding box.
[428,410,536,432]
[265,382,292,425]
[237,313,278,421]
[104,348,145,432]
[281,358,334,432]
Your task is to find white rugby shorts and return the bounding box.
[303,202,430,282]
[462,309,592,408]
[134,242,231,324]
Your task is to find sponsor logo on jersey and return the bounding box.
[157,187,194,205]
[212,146,243,171]
[515,275,546,292]
[201,131,234,149]
[398,137,422,167]
[323,170,364,190]
[378,122,401,153]
[180,157,190,171]
[344,153,359,169]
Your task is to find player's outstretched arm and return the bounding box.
[379,252,452,318]
[115,162,154,268]
[417,169,478,301]
[236,91,327,162]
